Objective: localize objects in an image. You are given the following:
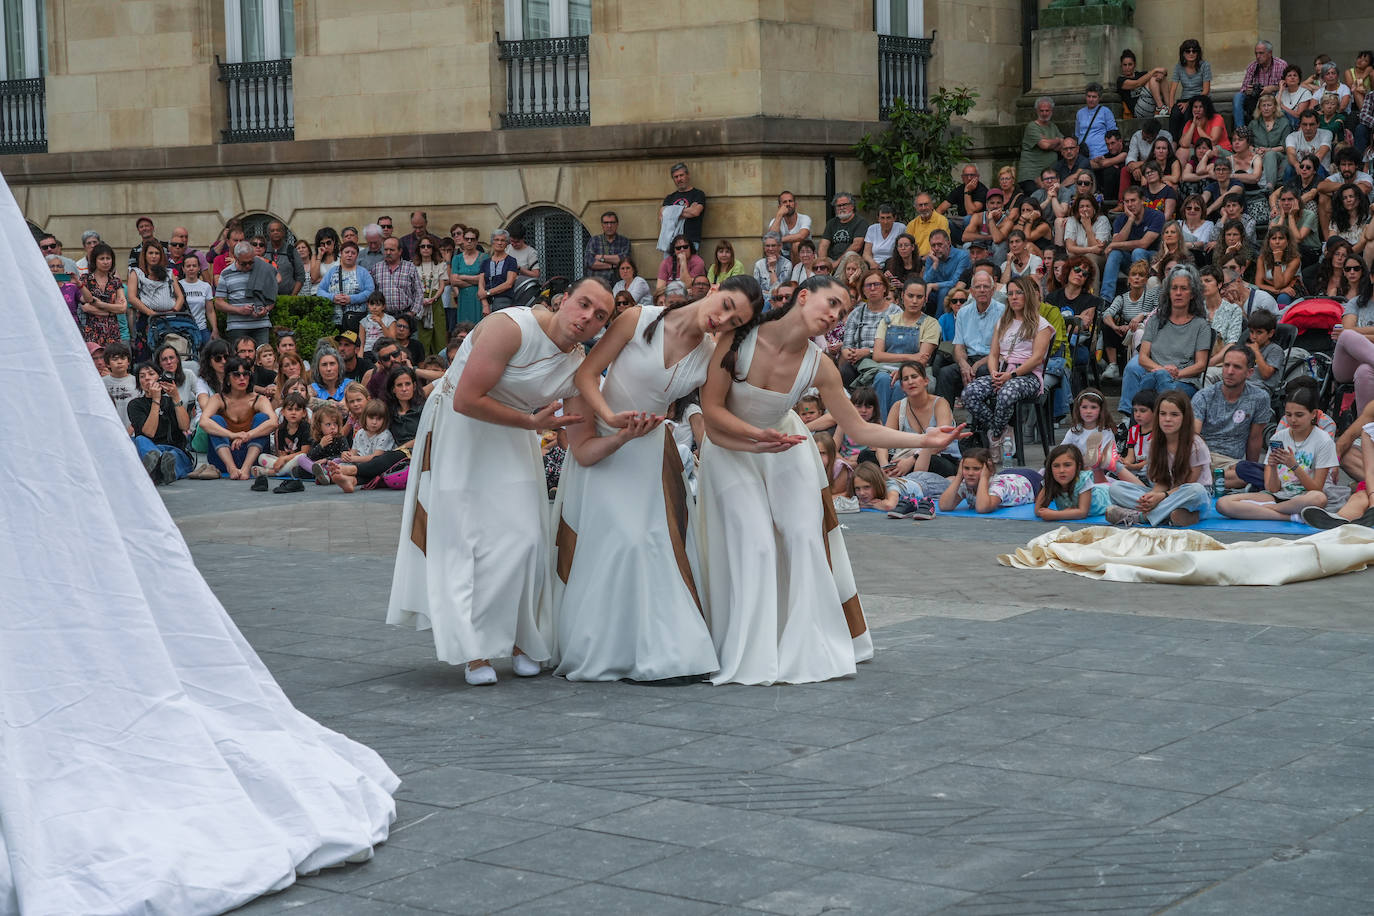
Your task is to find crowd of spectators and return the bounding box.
[48,37,1374,528]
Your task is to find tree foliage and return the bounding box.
[852,87,979,221]
[272,295,336,356]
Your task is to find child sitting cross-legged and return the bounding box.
[937,447,1042,514]
[1218,385,1338,523]
[250,392,314,491]
[293,403,351,489]
[327,398,397,494]
[1060,389,1134,483]
[1106,390,1211,527]
[1035,444,1113,521]
[851,462,947,520]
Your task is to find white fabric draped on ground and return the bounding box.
[0,174,397,915]
[998,524,1374,585]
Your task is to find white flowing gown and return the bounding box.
[695,331,874,685]
[387,307,582,664]
[0,175,397,915]
[551,306,719,681]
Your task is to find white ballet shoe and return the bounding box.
[511,653,541,677]
[465,663,497,686]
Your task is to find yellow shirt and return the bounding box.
[908,212,951,257]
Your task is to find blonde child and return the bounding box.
[937,447,1041,514]
[814,431,854,500]
[1035,444,1112,521]
[341,381,370,436]
[852,462,943,520]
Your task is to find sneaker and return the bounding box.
[887,498,917,519]
[158,452,179,484]
[188,463,221,480]
[250,465,267,477]
[141,450,163,484]
[312,462,330,486]
[511,653,541,677]
[1302,505,1349,530]
[273,478,305,493]
[250,475,270,492]
[910,498,938,521]
[1105,505,1144,527]
[1101,362,1121,380]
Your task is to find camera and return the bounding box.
[160,371,177,384]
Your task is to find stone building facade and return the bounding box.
[0,0,1322,269]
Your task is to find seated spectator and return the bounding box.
[1120,48,1168,119]
[921,229,969,314]
[1102,260,1158,378]
[153,342,199,423]
[1253,226,1303,305]
[1019,97,1065,196]
[129,362,193,485]
[250,392,313,485]
[863,204,907,268]
[1246,309,1286,396]
[817,191,868,261]
[1333,272,1374,416]
[1139,161,1179,222]
[935,269,1003,404]
[1177,194,1216,262]
[839,268,901,387]
[1166,39,1212,137]
[331,398,398,493]
[871,281,941,416]
[883,360,960,477]
[1076,83,1119,158]
[834,251,867,302]
[1196,264,1246,382]
[1061,388,1130,482]
[1316,62,1354,113]
[1219,251,1280,319]
[198,356,277,480]
[994,166,1026,213]
[1035,443,1114,521]
[341,381,370,435]
[937,165,987,245]
[1123,119,1174,192]
[663,280,689,308]
[613,257,653,306]
[1327,183,1373,259]
[1285,110,1333,182]
[907,192,949,258]
[937,447,1041,514]
[851,462,943,518]
[657,233,706,295]
[1091,129,1127,201]
[753,231,792,299]
[960,189,1000,256]
[1151,221,1193,284]
[1119,265,1212,410]
[392,313,425,365]
[1054,135,1093,182]
[1143,137,1183,190]
[766,190,812,259]
[1102,186,1165,301]
[959,276,1054,454]
[1192,346,1273,490]
[1177,96,1231,162]
[992,195,1052,266]
[1059,193,1111,280]
[1218,386,1336,522]
[1249,95,1291,189]
[1279,64,1314,127]
[310,348,349,408]
[706,239,746,285]
[1316,149,1374,236]
[1045,255,1103,372]
[1270,186,1320,268]
[1313,239,1358,300]
[1106,390,1211,527]
[1196,150,1243,214]
[790,238,821,284]
[883,233,921,291]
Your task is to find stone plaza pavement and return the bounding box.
[161,483,1374,916]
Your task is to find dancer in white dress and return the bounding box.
[552,276,765,681]
[387,279,615,685]
[0,174,397,915]
[697,275,966,685]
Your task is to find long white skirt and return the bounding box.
[695,413,873,686]
[551,429,719,681]
[388,398,552,664]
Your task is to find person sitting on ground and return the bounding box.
[1121,393,1156,478]
[129,361,192,485]
[851,461,944,520]
[197,356,277,480]
[883,360,961,478]
[330,399,397,493]
[814,431,854,502]
[937,447,1042,514]
[1192,344,1274,490]
[250,392,313,486]
[1218,385,1336,523]
[1036,443,1113,521]
[1106,389,1211,527]
[1061,388,1133,483]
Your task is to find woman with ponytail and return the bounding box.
[696,275,966,685]
[551,275,765,681]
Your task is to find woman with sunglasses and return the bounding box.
[197,356,277,480]
[1167,39,1213,138]
[657,234,705,296]
[1316,239,1358,299]
[310,227,340,288]
[552,276,764,682]
[388,278,615,686]
[413,237,449,355]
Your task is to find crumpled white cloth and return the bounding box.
[0,171,398,916]
[998,524,1374,585]
[657,203,685,254]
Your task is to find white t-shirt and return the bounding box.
[359,313,395,354]
[1003,254,1043,280]
[104,374,139,428]
[1273,426,1338,497]
[1279,86,1312,113]
[179,278,213,330]
[773,213,813,257]
[1181,220,1216,245]
[864,221,908,265]
[508,242,539,274]
[1286,128,1335,170]
[352,427,396,456]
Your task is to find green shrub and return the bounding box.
[853,87,979,221]
[272,295,336,354]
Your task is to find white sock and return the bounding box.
[1291,513,1302,523]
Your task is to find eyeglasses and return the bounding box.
[210,354,227,361]
[674,245,691,252]
[40,242,57,250]
[947,296,968,305]
[378,351,397,361]
[1077,180,1092,186]
[774,296,793,306]
[1071,266,1088,275]
[814,264,832,272]
[419,243,434,249]
[252,241,266,248]
[169,241,185,248]
[230,370,251,377]
[463,235,478,241]
[863,281,886,289]
[379,223,393,229]
[1344,264,1365,272]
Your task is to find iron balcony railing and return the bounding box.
[878,34,933,119]
[497,34,590,129]
[218,57,294,143]
[0,77,46,154]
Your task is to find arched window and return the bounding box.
[236,212,296,246]
[507,207,590,282]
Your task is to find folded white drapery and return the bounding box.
[0,172,398,915]
[998,524,1374,585]
[657,203,685,254]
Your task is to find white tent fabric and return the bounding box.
[0,175,397,914]
[998,524,1374,585]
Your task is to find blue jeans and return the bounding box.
[1044,355,1069,419]
[1109,480,1210,526]
[1101,248,1151,302]
[206,412,271,472]
[1118,357,1199,410]
[1231,92,1247,131]
[132,437,193,480]
[1356,122,1372,159]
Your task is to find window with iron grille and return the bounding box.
[0,0,46,153]
[499,0,590,129]
[220,0,295,143]
[874,0,933,119]
[508,207,590,282]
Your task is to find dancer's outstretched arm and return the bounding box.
[815,358,966,452]
[453,313,582,430]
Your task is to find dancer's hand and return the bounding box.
[753,428,806,452]
[530,401,583,430]
[926,423,969,449]
[604,410,640,429]
[617,412,664,441]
